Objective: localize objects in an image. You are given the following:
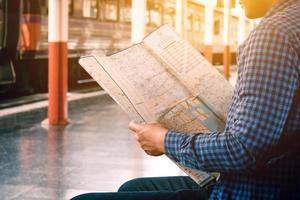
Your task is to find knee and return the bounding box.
[118,177,146,192]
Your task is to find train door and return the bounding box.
[0,0,22,85]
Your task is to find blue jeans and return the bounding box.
[71,176,214,200]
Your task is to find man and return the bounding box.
[73,0,299,199]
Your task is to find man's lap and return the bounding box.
[71,176,213,200]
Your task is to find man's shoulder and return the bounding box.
[258,1,299,38]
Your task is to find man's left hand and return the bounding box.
[129,121,168,156]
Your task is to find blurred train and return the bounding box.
[0,0,254,97]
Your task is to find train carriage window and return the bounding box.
[216,0,224,8]
[40,0,72,16]
[145,7,150,24]
[40,0,48,16]
[98,0,104,21]
[104,0,118,21]
[69,0,73,16]
[73,0,84,18]
[214,20,221,35]
[193,15,201,32]
[187,3,204,32]
[83,0,98,18]
[187,5,196,31]
[217,0,236,8]
[146,1,152,25]
[119,0,131,23]
[214,11,223,35]
[147,0,162,27]
[230,0,236,8]
[187,14,193,31]
[24,0,41,14]
[163,7,175,27]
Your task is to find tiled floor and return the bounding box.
[0,94,184,200]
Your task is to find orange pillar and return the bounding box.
[48,0,69,125]
[204,45,213,64]
[204,1,214,63]
[223,0,231,80]
[223,46,230,79]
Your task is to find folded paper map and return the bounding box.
[79,25,234,186]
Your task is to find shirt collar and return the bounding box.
[265,0,298,18]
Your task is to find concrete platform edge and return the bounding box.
[0,90,107,118]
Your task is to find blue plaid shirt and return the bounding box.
[165,1,300,199]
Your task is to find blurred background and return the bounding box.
[0,1,259,199]
[0,0,257,100]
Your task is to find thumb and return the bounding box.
[129,121,142,132]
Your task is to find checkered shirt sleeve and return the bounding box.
[164,24,299,173]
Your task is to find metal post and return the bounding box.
[48,0,69,125]
[175,0,187,38]
[175,0,182,35]
[131,0,146,44]
[223,0,231,80]
[204,0,214,63]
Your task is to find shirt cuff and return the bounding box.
[164,130,189,162]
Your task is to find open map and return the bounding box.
[79,25,234,186]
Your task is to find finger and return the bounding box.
[133,132,139,140]
[144,150,151,155]
[129,121,142,132]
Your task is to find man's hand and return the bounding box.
[129,121,168,156]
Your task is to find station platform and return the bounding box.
[0,91,184,200]
[0,65,237,200]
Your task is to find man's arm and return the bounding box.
[165,27,299,173]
